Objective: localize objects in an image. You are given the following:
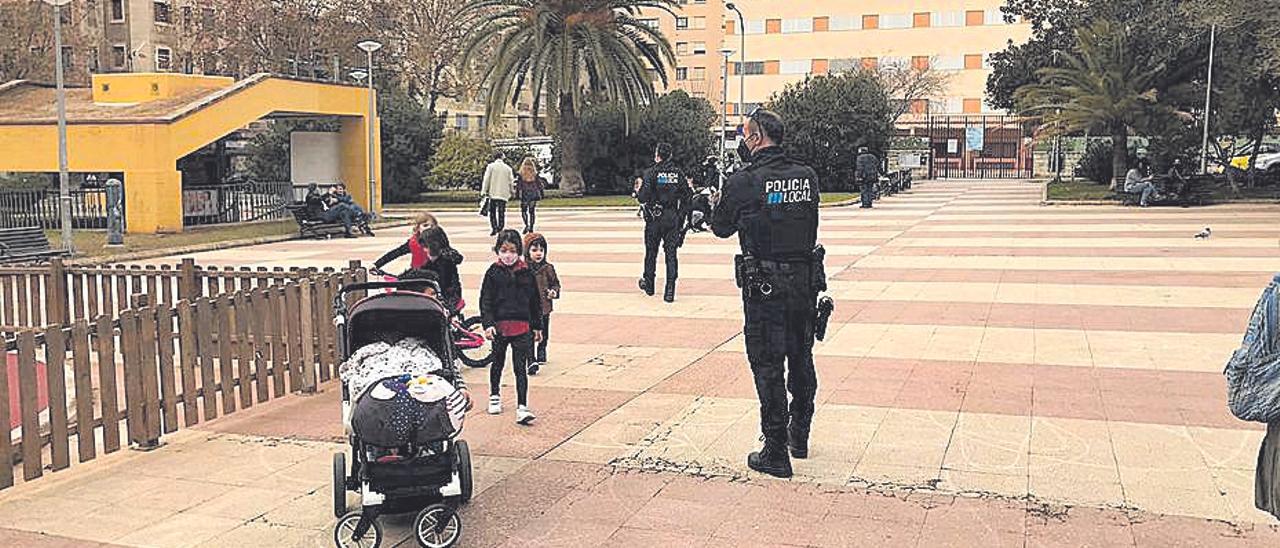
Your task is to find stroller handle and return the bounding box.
[333,279,444,309]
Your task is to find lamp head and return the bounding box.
[356,40,383,53]
[726,2,736,10]
[42,0,73,6]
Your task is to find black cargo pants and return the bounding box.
[742,263,817,447]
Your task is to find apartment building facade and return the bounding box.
[641,0,1032,122]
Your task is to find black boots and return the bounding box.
[788,428,809,459]
[663,280,676,303]
[638,278,655,296]
[747,440,793,478]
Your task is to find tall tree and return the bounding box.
[768,71,893,192]
[460,0,678,195]
[871,63,952,120]
[1015,20,1189,188]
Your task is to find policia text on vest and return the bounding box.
[711,133,830,479]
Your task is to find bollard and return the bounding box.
[105,178,124,246]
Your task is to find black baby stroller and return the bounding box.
[332,279,473,548]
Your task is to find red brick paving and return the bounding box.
[446,460,1280,547]
[199,381,638,459]
[833,267,1276,288]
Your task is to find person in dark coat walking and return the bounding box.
[856,147,885,209]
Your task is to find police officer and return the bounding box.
[637,142,691,303]
[856,146,885,209]
[711,109,823,478]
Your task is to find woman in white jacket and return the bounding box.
[481,152,515,235]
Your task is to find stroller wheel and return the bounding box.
[334,511,383,548]
[414,503,462,548]
[455,440,473,503]
[333,452,347,518]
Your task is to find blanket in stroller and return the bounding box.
[340,337,444,402]
[351,374,466,447]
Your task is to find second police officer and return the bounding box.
[711,109,825,478]
[637,142,691,303]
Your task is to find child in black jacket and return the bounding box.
[479,229,543,425]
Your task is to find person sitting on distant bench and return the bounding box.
[1124,160,1157,207]
[326,183,374,234]
[305,182,357,238]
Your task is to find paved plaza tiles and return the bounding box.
[4,180,1280,546]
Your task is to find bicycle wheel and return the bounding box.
[457,316,494,368]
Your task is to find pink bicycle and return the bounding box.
[374,272,494,368]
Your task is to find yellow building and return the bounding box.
[0,73,380,234]
[642,0,1032,122]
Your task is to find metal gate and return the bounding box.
[925,115,1034,179]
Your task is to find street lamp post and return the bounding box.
[719,48,734,190]
[726,3,745,128]
[356,40,382,216]
[45,0,73,252]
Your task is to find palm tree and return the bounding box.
[1016,20,1181,189]
[460,0,678,195]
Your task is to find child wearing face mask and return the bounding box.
[479,229,543,424]
[522,232,560,375]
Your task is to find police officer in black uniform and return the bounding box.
[711,109,823,478]
[637,142,691,303]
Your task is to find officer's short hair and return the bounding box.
[748,110,785,145]
[493,151,504,161]
[858,146,868,154]
[655,142,672,160]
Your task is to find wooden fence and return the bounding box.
[1,266,365,491]
[0,258,342,333]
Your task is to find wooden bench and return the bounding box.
[0,226,65,264]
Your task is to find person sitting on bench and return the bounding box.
[305,182,358,238]
[1124,159,1157,207]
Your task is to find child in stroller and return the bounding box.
[332,272,474,548]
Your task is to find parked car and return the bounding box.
[1231,144,1280,171]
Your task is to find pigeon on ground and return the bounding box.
[1194,227,1211,239]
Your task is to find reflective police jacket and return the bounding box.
[710,146,820,261]
[637,160,690,210]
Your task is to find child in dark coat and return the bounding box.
[523,232,560,375]
[479,229,543,425]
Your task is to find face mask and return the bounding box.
[498,251,518,266]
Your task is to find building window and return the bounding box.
[964,54,983,70]
[735,61,765,75]
[690,16,706,30]
[676,67,689,80]
[111,45,126,68]
[201,7,215,29]
[932,11,965,28]
[110,0,124,22]
[154,1,172,24]
[675,17,688,29]
[780,59,809,75]
[60,46,73,71]
[880,14,911,29]
[478,116,487,130]
[89,47,99,72]
[911,56,930,70]
[455,115,469,130]
[692,42,706,55]
[862,15,879,30]
[828,15,861,31]
[155,46,172,71]
[985,10,1005,25]
[781,18,813,33]
[691,67,706,81]
[640,18,659,29]
[913,13,930,28]
[829,58,859,72]
[879,56,909,70]
[744,20,766,34]
[676,42,688,55]
[59,7,72,25]
[934,55,964,71]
